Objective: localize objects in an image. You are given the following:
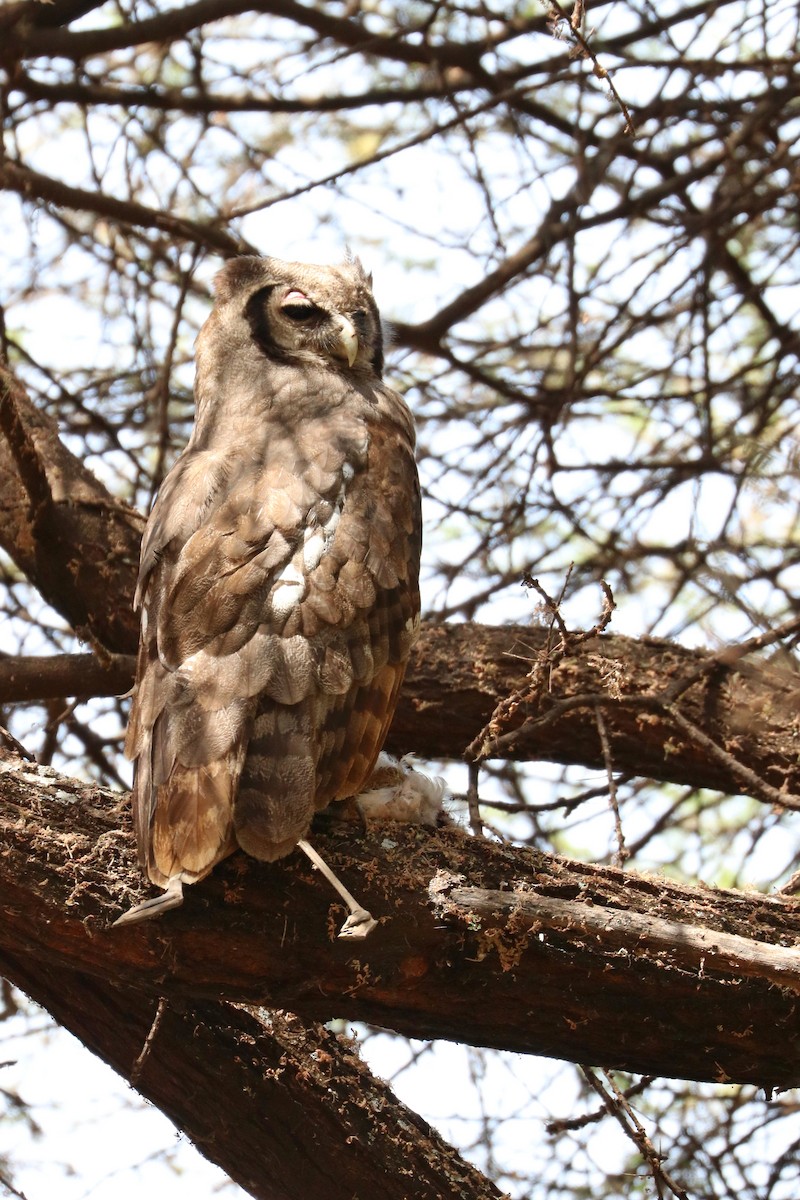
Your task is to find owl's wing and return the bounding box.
[126,388,420,887]
[311,411,421,804]
[233,401,421,862]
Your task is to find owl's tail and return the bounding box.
[233,699,317,860]
[149,758,239,883]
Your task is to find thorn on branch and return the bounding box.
[546,1074,654,1134]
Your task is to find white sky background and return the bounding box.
[3,0,800,1197]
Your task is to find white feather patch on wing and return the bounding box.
[269,558,306,614]
[303,528,327,572]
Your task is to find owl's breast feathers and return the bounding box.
[126,372,421,886]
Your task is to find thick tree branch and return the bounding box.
[4,0,541,72]
[5,626,800,812]
[2,4,798,1196]
[0,652,136,703]
[15,72,457,114]
[0,163,251,258]
[0,0,100,31]
[2,748,800,1092]
[0,364,144,653]
[0,947,502,1200]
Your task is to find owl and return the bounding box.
[116,255,421,934]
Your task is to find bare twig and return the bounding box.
[0,726,34,761]
[546,0,635,134]
[131,996,168,1084]
[662,703,800,813]
[466,577,615,762]
[466,761,485,837]
[546,1075,654,1134]
[580,1067,691,1199]
[594,705,628,865]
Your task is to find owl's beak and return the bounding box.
[334,314,359,367]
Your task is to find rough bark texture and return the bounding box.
[3,363,800,811]
[0,365,143,654]
[392,624,800,804]
[0,947,501,1200]
[2,749,800,1095]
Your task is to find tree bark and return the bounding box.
[2,748,800,1094]
[389,621,800,806]
[0,948,502,1200]
[4,364,800,1200]
[0,364,143,654]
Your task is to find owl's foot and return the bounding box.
[338,906,379,939]
[296,838,378,939]
[113,875,184,927]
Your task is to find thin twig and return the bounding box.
[0,1168,30,1200]
[0,726,35,761]
[131,996,168,1085]
[547,1075,654,1134]
[466,576,615,762]
[663,703,800,812]
[466,761,484,837]
[581,1066,691,1199]
[594,705,628,865]
[662,613,800,708]
[547,0,635,134]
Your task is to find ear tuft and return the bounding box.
[344,249,373,288]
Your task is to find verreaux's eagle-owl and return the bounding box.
[118,255,421,930]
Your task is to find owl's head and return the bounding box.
[211,254,384,377]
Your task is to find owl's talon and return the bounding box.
[113,875,184,926]
[338,907,378,939]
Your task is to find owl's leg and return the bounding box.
[296,839,377,939]
[112,875,185,927]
